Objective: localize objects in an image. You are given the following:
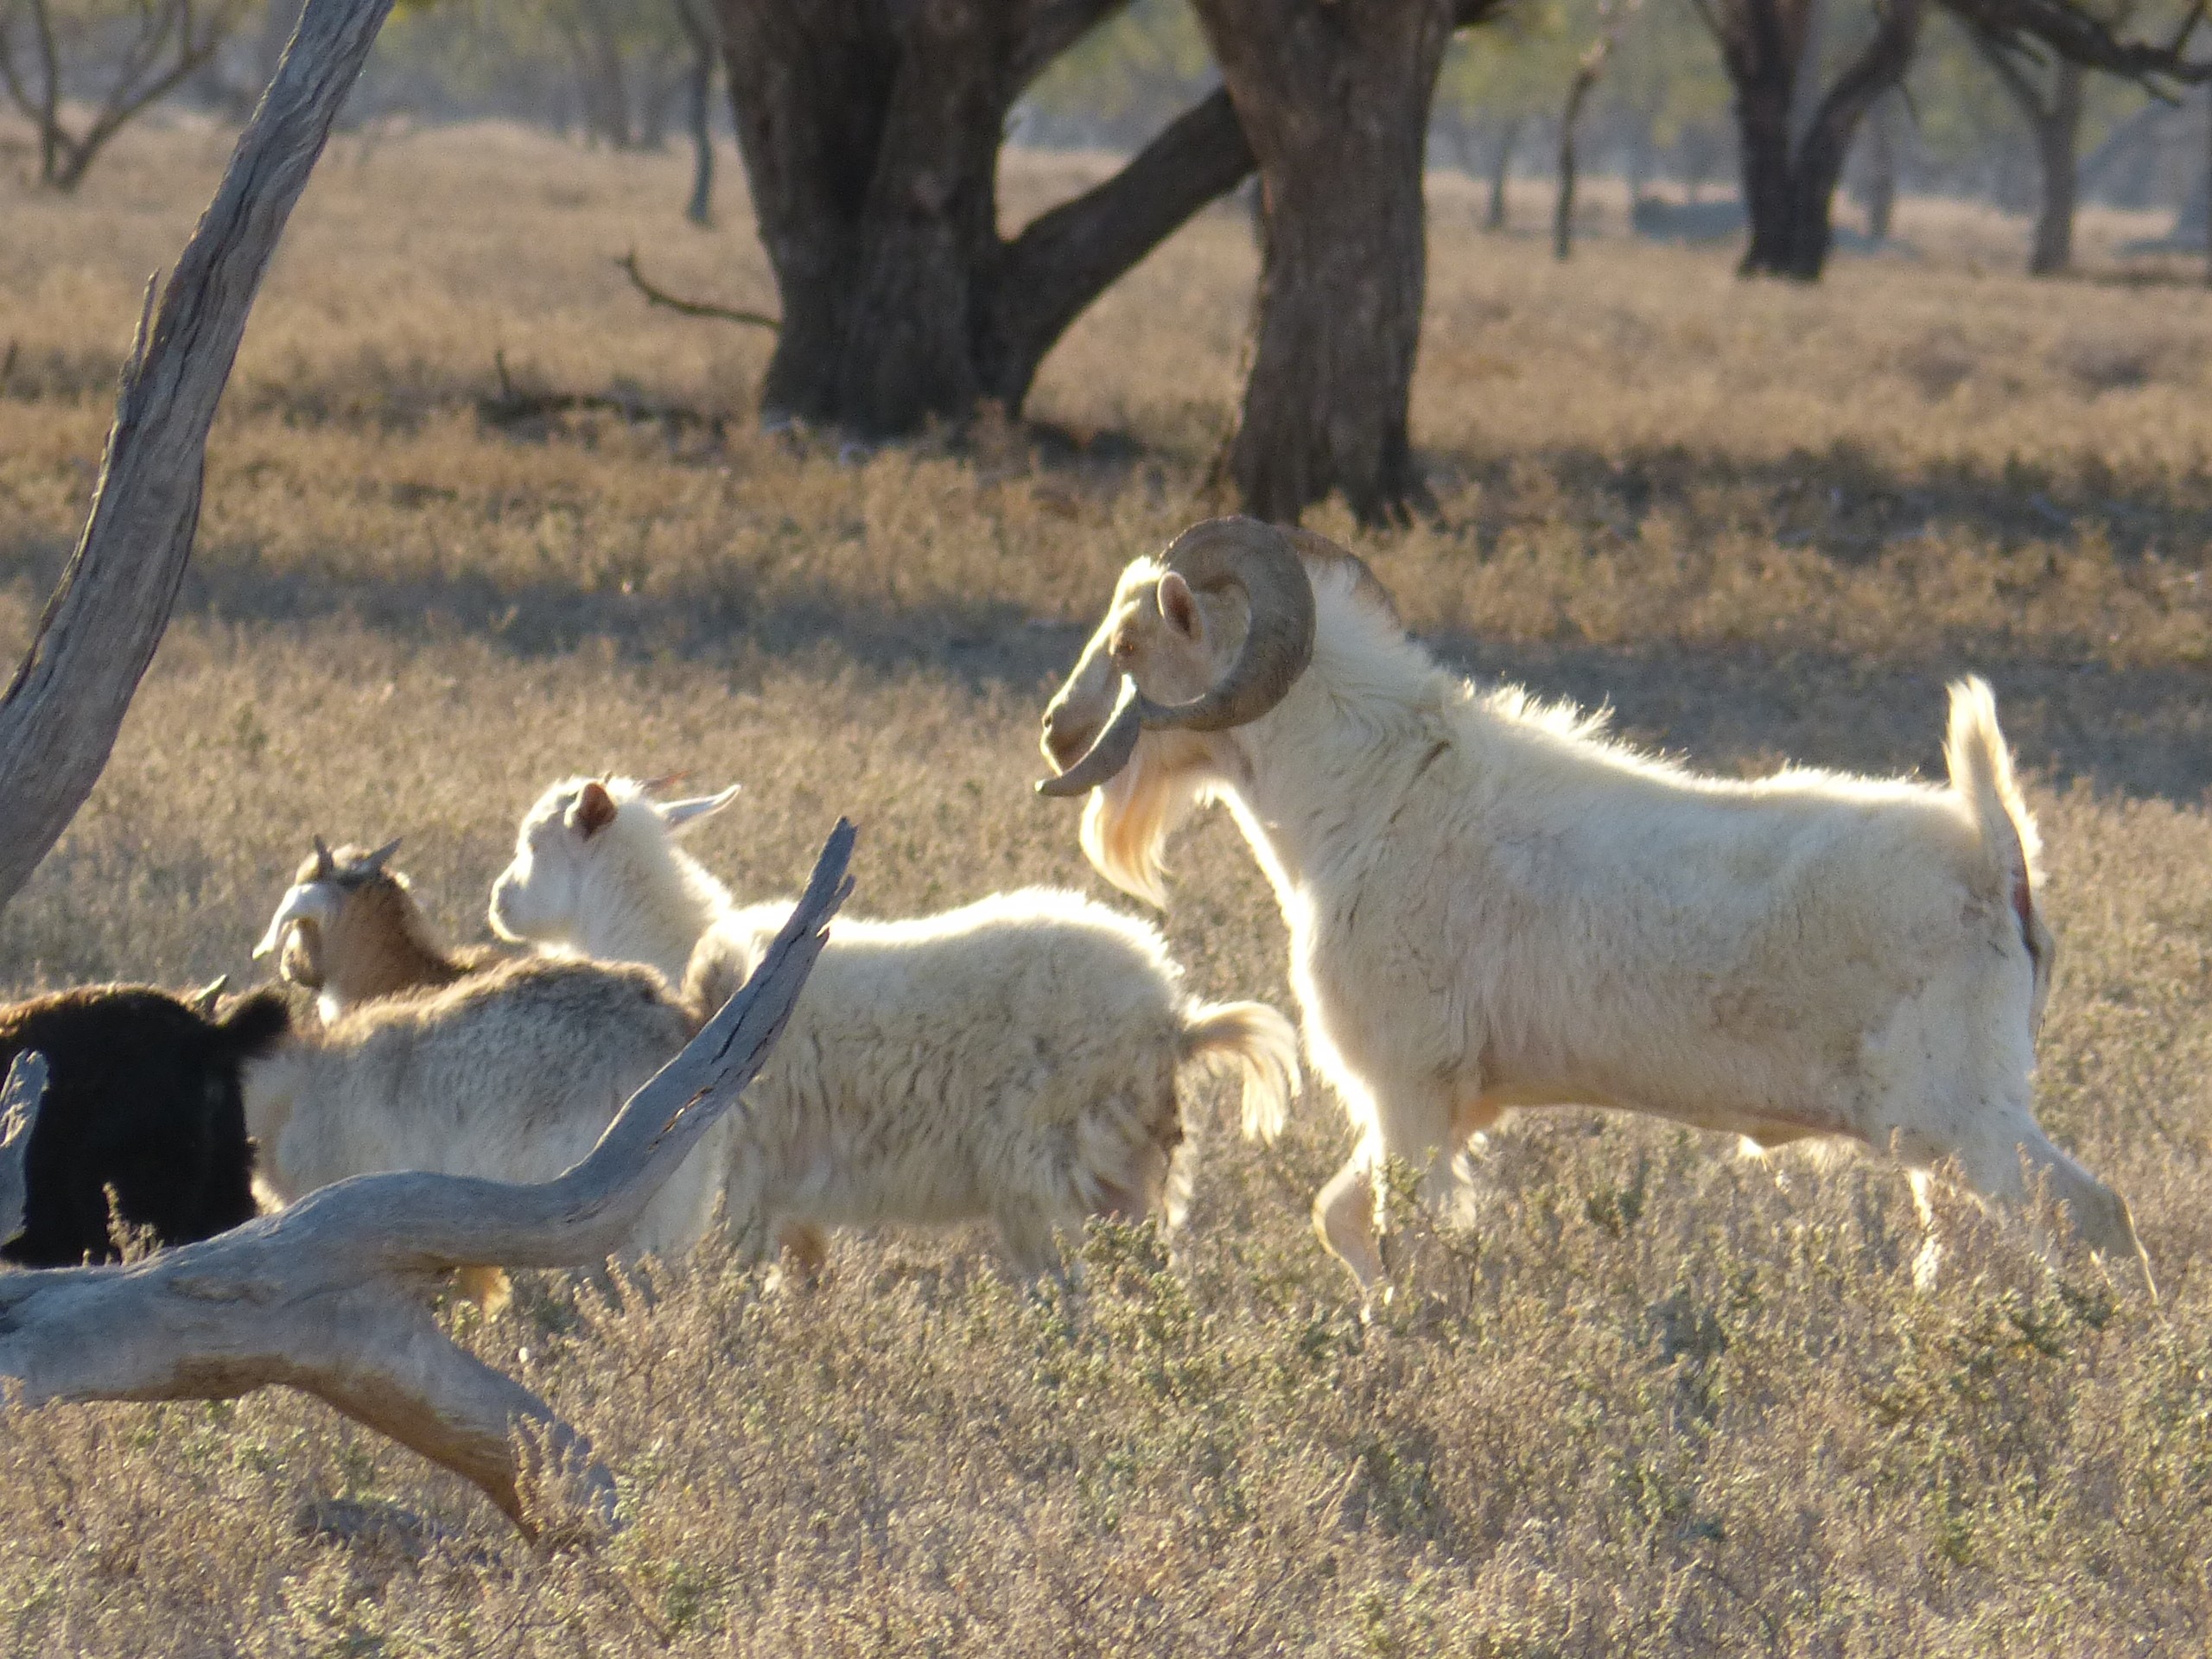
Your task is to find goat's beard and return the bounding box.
[1080,737,1207,910]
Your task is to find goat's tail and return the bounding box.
[213,988,292,1059]
[1944,677,2054,1024]
[1179,1001,1300,1141]
[678,919,768,1031]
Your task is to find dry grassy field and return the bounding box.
[3,117,2212,1655]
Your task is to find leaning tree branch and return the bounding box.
[0,822,855,1540]
[1939,0,2212,87]
[615,249,780,329]
[982,85,1255,405]
[0,0,395,914]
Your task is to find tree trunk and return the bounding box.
[570,0,636,149]
[1192,0,1458,525]
[1486,114,1522,229]
[2029,60,2083,274]
[1974,34,2084,276]
[1717,0,1923,278]
[674,0,716,224]
[716,0,1257,435]
[1857,88,1897,239]
[1555,60,1600,259]
[0,0,391,912]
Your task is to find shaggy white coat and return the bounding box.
[490,779,1300,1270]
[244,950,722,1263]
[1045,550,2147,1296]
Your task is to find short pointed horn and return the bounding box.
[362,836,403,874]
[661,785,740,830]
[312,836,335,880]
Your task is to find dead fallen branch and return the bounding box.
[478,349,729,436]
[0,820,856,1541]
[614,249,780,330]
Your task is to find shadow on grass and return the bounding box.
[120,541,2212,806]
[1427,440,2212,569]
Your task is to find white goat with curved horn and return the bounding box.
[1038,516,2148,1300]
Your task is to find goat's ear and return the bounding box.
[568,781,619,839]
[189,975,227,1018]
[661,785,740,833]
[1158,571,1199,639]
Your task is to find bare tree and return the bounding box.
[1554,0,1641,261]
[0,0,396,913]
[0,825,855,1536]
[1972,31,2088,272]
[1694,0,1927,278]
[672,0,715,223]
[0,0,254,189]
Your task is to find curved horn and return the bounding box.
[361,836,403,874]
[1147,517,1317,734]
[1037,518,1316,798]
[311,835,335,880]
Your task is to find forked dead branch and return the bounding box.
[0,820,856,1538]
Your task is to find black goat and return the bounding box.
[0,982,291,1268]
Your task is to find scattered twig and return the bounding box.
[480,349,728,437]
[614,249,779,330]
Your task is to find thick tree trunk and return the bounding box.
[1193,0,1459,525]
[717,0,1255,435]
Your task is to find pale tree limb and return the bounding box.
[0,1052,49,1246]
[0,822,856,1540]
[0,0,394,915]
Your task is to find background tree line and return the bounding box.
[4,0,2209,526]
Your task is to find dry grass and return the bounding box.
[2,118,2211,1655]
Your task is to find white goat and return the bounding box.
[1037,516,2149,1299]
[488,776,1300,1274]
[245,847,725,1281]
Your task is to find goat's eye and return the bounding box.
[1109,636,1135,661]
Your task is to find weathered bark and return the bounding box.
[717,0,1255,435]
[0,0,391,914]
[0,823,855,1537]
[1192,0,1462,525]
[1703,0,1924,278]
